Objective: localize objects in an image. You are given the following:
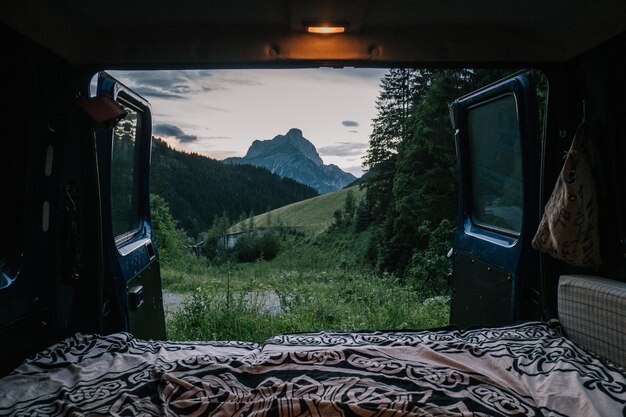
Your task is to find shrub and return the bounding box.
[201,212,231,262]
[150,194,193,267]
[234,231,280,262]
[404,219,454,297]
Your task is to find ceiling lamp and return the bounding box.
[306,24,347,34]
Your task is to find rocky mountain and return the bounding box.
[224,128,356,194]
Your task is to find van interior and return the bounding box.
[1,1,625,415]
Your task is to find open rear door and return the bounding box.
[95,72,165,339]
[449,72,541,328]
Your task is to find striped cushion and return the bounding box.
[558,275,626,368]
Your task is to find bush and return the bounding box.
[150,194,193,267]
[201,213,231,262]
[404,219,454,297]
[234,231,280,262]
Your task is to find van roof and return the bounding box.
[2,0,625,66]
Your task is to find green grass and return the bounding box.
[167,272,450,343]
[229,185,364,235]
[163,231,450,343]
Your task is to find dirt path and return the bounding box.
[161,289,283,316]
[244,291,282,315]
[162,290,189,316]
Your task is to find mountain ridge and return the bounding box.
[224,128,356,194]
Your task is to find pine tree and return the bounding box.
[363,69,425,218]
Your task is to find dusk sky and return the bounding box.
[102,68,388,177]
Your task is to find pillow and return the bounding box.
[558,275,626,368]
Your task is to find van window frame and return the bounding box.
[110,92,146,247]
[465,92,524,238]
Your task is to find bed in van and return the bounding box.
[0,1,625,415]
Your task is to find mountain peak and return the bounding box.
[225,129,357,194]
[285,127,303,137]
[245,128,323,167]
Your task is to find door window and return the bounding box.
[468,94,523,234]
[111,100,141,240]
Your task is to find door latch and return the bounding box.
[128,286,144,310]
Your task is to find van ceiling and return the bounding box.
[2,0,625,66]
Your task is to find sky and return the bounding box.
[101,68,388,177]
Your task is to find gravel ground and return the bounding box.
[244,291,282,315]
[161,290,283,316]
[162,290,189,316]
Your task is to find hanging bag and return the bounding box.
[532,123,602,267]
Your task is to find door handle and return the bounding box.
[128,286,144,310]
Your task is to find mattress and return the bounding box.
[0,321,625,416]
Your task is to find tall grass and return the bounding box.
[167,272,449,343]
[164,231,450,343]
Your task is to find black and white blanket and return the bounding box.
[1,322,625,416]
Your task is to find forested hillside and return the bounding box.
[150,138,318,237]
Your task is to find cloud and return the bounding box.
[221,77,262,87]
[121,70,214,86]
[154,123,198,142]
[109,70,219,100]
[343,165,366,178]
[198,104,232,113]
[109,70,261,101]
[335,68,388,82]
[301,68,387,85]
[348,130,358,133]
[342,120,359,127]
[131,86,185,99]
[318,142,368,157]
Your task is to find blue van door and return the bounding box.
[95,72,165,339]
[449,72,541,328]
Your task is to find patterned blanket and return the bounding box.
[1,322,625,416]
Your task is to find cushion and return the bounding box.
[558,275,626,368]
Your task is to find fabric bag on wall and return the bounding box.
[532,123,602,267]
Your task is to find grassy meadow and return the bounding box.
[229,185,364,235]
[157,185,450,343]
[163,230,450,343]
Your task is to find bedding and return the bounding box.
[0,321,624,416]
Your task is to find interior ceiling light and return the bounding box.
[306,24,346,34]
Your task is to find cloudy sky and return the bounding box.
[102,68,387,177]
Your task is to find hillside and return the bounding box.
[230,185,364,235]
[224,128,356,194]
[150,138,318,237]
